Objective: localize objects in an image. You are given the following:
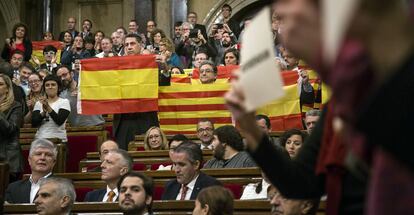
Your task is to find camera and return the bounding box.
[216,23,224,29]
[189,29,199,38]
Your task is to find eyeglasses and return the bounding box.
[44,51,56,55]
[199,69,214,73]
[197,128,213,133]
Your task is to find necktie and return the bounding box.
[106,190,115,202]
[180,185,188,200]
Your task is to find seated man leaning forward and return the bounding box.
[118,172,154,215]
[204,125,256,168]
[162,141,221,200]
[5,139,56,203]
[84,149,133,202]
[34,177,76,215]
[196,118,215,150]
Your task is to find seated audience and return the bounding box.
[118,172,154,215]
[279,129,307,158]
[143,126,169,150]
[79,19,93,39]
[169,66,185,75]
[32,75,70,142]
[204,125,256,168]
[100,140,120,161]
[111,31,124,55]
[162,141,221,200]
[0,74,23,182]
[5,139,56,203]
[9,51,24,80]
[158,134,189,170]
[196,118,215,150]
[84,149,132,202]
[96,37,117,58]
[34,177,76,215]
[193,52,209,69]
[268,185,319,215]
[147,28,166,54]
[304,109,320,134]
[84,36,96,56]
[61,31,74,54]
[240,170,271,200]
[56,65,105,126]
[255,114,280,147]
[159,38,181,68]
[94,30,105,53]
[193,185,234,215]
[17,62,34,95]
[24,72,43,123]
[58,17,78,42]
[60,35,91,68]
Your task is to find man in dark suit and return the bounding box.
[5,139,56,203]
[187,12,208,40]
[58,17,79,41]
[162,141,221,200]
[84,149,132,202]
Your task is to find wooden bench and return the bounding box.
[45,168,261,201]
[4,200,273,214]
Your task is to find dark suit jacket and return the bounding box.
[193,24,208,41]
[84,188,106,202]
[5,179,31,203]
[161,172,221,200]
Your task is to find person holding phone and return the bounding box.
[1,23,33,62]
[31,75,70,142]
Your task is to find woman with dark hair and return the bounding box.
[223,48,239,66]
[32,75,70,142]
[193,186,234,215]
[0,74,23,182]
[62,31,74,52]
[1,22,33,62]
[169,66,185,75]
[279,128,307,158]
[42,31,54,41]
[147,28,166,54]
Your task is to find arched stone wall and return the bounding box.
[0,0,20,33]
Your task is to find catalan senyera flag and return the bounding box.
[31,41,63,64]
[159,66,305,134]
[78,55,159,115]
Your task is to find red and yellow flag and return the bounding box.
[31,40,63,64]
[78,55,159,114]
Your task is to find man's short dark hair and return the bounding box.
[168,134,189,148]
[174,21,183,28]
[197,118,215,130]
[213,125,244,151]
[43,45,57,54]
[83,19,93,28]
[256,114,271,129]
[0,62,13,79]
[199,60,218,74]
[117,171,153,197]
[20,62,35,73]
[174,141,203,168]
[125,33,142,43]
[222,3,232,11]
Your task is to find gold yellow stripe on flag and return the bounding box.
[159,97,225,106]
[159,82,230,93]
[161,124,230,134]
[257,85,301,116]
[159,110,231,119]
[80,69,158,100]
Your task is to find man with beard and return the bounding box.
[162,141,221,200]
[196,118,214,149]
[5,139,56,203]
[56,65,105,126]
[204,125,256,168]
[118,172,154,215]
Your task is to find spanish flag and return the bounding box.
[78,55,159,114]
[31,40,63,64]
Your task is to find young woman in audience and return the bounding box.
[32,75,70,142]
[94,30,105,53]
[62,31,74,52]
[148,28,166,54]
[169,66,185,75]
[193,186,234,215]
[43,31,54,41]
[223,48,239,66]
[24,73,43,123]
[143,126,168,150]
[0,74,24,182]
[1,22,33,62]
[279,129,307,158]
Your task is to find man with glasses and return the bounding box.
[34,45,59,74]
[198,60,217,84]
[196,118,215,150]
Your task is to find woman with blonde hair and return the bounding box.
[143,126,168,150]
[159,38,182,68]
[0,74,24,182]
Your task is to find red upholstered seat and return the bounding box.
[150,162,172,170]
[66,136,98,172]
[133,163,147,171]
[21,148,30,174]
[153,186,165,200]
[224,184,243,199]
[76,187,94,202]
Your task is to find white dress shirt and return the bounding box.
[102,186,119,202]
[175,174,200,200]
[29,172,52,203]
